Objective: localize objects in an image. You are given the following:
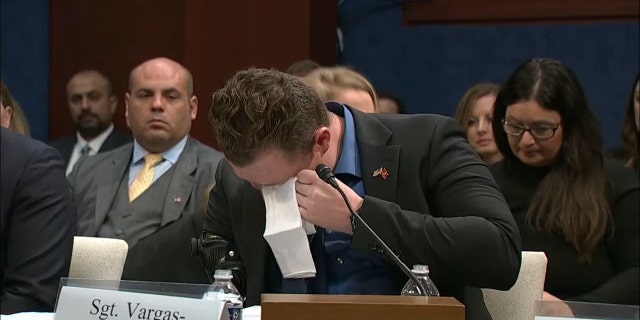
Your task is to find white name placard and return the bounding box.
[55,286,226,320]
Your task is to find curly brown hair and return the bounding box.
[209,68,329,166]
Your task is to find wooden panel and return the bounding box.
[184,0,337,148]
[404,0,640,24]
[261,294,465,320]
[49,0,185,140]
[310,0,339,66]
[50,0,337,147]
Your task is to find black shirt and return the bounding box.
[490,158,639,305]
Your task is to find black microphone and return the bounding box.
[314,164,427,296]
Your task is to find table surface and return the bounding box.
[0,306,262,320]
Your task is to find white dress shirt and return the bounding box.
[65,124,114,175]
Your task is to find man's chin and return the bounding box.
[78,124,107,138]
[137,133,177,151]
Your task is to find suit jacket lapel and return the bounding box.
[242,183,269,296]
[94,145,131,230]
[99,131,118,153]
[359,142,400,204]
[351,109,400,204]
[161,137,197,226]
[61,137,76,166]
[99,130,130,153]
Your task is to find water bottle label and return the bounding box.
[228,307,242,320]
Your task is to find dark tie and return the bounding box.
[278,174,360,295]
[80,144,91,157]
[280,278,308,294]
[279,233,318,294]
[69,144,91,176]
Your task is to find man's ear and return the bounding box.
[190,95,198,120]
[313,127,331,156]
[124,93,131,129]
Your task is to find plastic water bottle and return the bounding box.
[401,264,440,296]
[203,269,244,319]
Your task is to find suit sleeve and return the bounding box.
[352,117,521,290]
[1,146,76,313]
[569,163,639,305]
[203,160,234,240]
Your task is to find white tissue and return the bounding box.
[262,178,316,279]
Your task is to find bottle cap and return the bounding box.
[411,264,429,274]
[214,269,233,280]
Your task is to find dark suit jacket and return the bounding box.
[49,128,131,167]
[69,136,224,284]
[0,128,76,314]
[204,107,522,320]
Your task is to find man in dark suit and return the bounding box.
[205,68,522,320]
[49,70,130,176]
[1,128,75,314]
[69,57,224,284]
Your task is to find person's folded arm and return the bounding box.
[352,117,521,290]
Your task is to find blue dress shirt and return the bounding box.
[128,136,188,186]
[320,102,397,295]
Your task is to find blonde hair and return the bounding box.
[454,82,500,132]
[1,81,31,136]
[302,66,378,112]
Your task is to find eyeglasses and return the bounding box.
[502,119,561,140]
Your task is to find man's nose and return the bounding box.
[151,94,164,110]
[80,97,91,110]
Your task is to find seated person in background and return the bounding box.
[69,57,224,283]
[619,73,639,171]
[49,70,130,176]
[1,128,75,314]
[285,59,321,77]
[455,83,503,165]
[0,81,31,136]
[490,58,639,308]
[205,68,521,320]
[377,91,405,114]
[302,66,379,113]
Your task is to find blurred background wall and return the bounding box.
[1,0,638,148]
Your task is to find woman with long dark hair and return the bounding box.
[490,59,639,308]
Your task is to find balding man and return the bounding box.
[50,70,131,175]
[69,58,224,283]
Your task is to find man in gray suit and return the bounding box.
[70,57,224,283]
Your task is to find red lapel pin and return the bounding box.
[372,167,389,180]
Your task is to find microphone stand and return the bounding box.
[318,165,428,296]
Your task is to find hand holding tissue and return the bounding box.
[262,178,316,279]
